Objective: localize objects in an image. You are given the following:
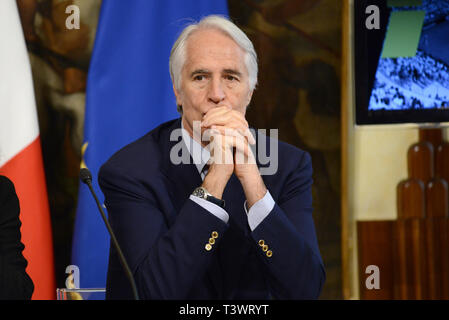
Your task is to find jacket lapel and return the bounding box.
[160,118,203,224]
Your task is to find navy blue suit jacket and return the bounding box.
[99,118,325,299]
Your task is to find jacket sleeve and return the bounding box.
[250,151,325,299]
[0,176,34,300]
[99,164,228,299]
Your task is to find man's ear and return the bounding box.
[246,89,254,107]
[173,83,183,107]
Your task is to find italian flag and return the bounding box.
[0,0,55,299]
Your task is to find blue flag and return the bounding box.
[72,0,228,293]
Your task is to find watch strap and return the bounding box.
[192,187,225,209]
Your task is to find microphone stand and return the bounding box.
[80,168,140,300]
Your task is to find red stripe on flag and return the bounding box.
[0,136,56,300]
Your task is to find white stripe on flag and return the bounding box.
[0,0,39,167]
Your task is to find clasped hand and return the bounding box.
[199,106,266,207]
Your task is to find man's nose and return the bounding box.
[208,78,225,104]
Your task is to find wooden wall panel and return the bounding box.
[358,129,449,299]
[393,219,428,299]
[357,221,395,299]
[408,142,434,182]
[397,179,425,219]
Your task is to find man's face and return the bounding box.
[174,28,253,137]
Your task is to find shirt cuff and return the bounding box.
[244,190,275,231]
[189,195,229,224]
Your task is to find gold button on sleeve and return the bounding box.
[262,245,268,252]
[211,231,218,239]
[209,238,215,245]
[258,240,265,246]
[205,244,212,251]
[266,250,273,257]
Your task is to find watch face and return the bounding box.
[194,187,205,198]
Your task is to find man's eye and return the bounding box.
[193,75,206,81]
[225,75,238,81]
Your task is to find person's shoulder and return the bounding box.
[0,175,14,188]
[256,131,311,170]
[0,175,20,222]
[99,118,179,180]
[0,175,17,201]
[256,133,313,198]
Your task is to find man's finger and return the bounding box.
[210,125,256,145]
[201,106,232,126]
[202,108,247,129]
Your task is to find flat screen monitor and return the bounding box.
[354,0,449,125]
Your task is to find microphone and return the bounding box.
[79,168,140,300]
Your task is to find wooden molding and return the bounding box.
[341,0,351,300]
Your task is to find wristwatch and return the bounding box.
[192,187,225,209]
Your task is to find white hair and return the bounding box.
[169,15,258,110]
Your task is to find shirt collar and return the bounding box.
[181,120,210,175]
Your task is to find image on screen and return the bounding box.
[368,0,449,112]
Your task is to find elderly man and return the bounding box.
[99,15,325,300]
